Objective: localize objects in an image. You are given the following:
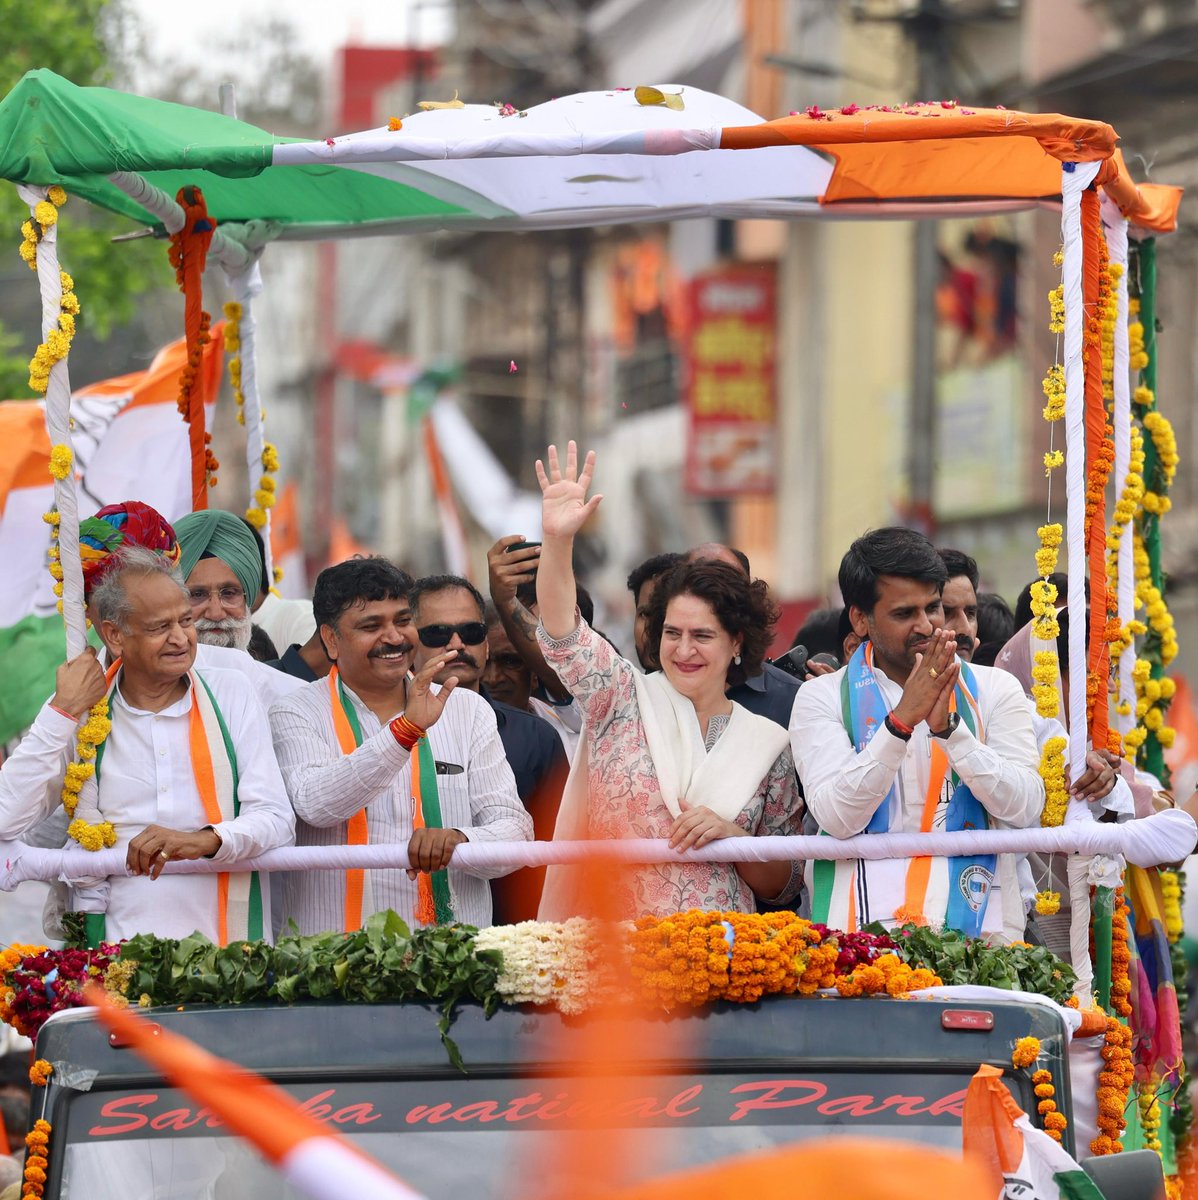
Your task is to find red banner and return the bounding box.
[684,265,777,496]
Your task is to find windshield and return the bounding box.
[57,1069,1019,1199]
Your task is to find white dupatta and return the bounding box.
[537,668,787,920]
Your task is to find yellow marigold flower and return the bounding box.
[47,443,73,481]
[18,239,36,264]
[245,507,267,529]
[60,291,80,315]
[1012,1036,1041,1069]
[223,301,243,320]
[47,185,67,207]
[33,200,57,227]
[1157,726,1176,749]
[59,270,73,291]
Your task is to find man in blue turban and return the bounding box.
[174,510,265,653]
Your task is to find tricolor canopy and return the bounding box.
[0,70,1180,243]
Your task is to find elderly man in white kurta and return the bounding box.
[0,546,294,943]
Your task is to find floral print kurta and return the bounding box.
[540,620,804,919]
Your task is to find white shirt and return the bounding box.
[253,591,317,653]
[0,668,295,941]
[194,641,303,706]
[269,679,532,935]
[529,695,582,760]
[790,660,1043,939]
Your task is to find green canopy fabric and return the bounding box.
[0,69,483,234]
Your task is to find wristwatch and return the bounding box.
[929,712,961,740]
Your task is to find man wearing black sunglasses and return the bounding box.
[411,575,567,922]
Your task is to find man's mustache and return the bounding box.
[368,643,413,658]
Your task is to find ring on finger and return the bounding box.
[928,667,939,679]
[158,849,169,860]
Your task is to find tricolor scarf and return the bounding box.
[85,668,262,948]
[327,667,453,929]
[1124,865,1182,1083]
[810,642,994,936]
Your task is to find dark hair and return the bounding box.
[247,624,279,663]
[1014,572,1072,631]
[313,557,414,632]
[646,561,777,687]
[240,516,271,596]
[976,591,1015,647]
[687,543,751,575]
[627,552,684,600]
[790,607,842,658]
[838,527,948,616]
[516,580,595,626]
[410,574,487,623]
[937,548,979,592]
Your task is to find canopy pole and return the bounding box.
[106,172,255,272]
[1061,160,1103,782]
[18,184,87,656]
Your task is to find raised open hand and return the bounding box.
[403,650,460,731]
[535,441,602,540]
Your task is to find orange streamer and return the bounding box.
[168,186,217,511]
[1080,188,1111,752]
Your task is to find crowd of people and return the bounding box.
[0,441,1182,951]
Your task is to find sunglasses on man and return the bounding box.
[417,622,488,648]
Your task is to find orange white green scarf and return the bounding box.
[327,667,453,930]
[84,668,262,948]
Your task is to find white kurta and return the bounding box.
[790,660,1044,940]
[0,667,295,941]
[269,680,532,935]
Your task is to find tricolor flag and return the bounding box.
[0,331,223,741]
[85,987,426,1200]
[963,1064,1105,1199]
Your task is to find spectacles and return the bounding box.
[417,622,488,648]
[188,586,245,609]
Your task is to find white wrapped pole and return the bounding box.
[1060,161,1102,775]
[224,260,272,581]
[0,809,1192,890]
[18,184,86,657]
[1100,196,1136,735]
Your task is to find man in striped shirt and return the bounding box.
[268,557,531,935]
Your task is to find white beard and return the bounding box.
[196,613,253,652]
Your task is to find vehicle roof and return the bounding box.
[37,995,1069,1082]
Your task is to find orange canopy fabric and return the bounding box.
[721,103,1117,161]
[720,104,1181,233]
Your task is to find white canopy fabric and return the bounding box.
[272,86,834,234]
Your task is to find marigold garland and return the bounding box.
[1033,1067,1068,1142]
[1139,1083,1163,1155]
[1035,890,1061,917]
[1161,870,1183,943]
[22,179,81,395]
[832,953,940,998]
[1091,1015,1134,1155]
[223,301,245,426]
[245,442,281,531]
[28,1059,53,1086]
[60,698,117,852]
[1110,887,1132,1020]
[168,192,219,492]
[1039,736,1068,829]
[22,1118,51,1199]
[1041,364,1065,422]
